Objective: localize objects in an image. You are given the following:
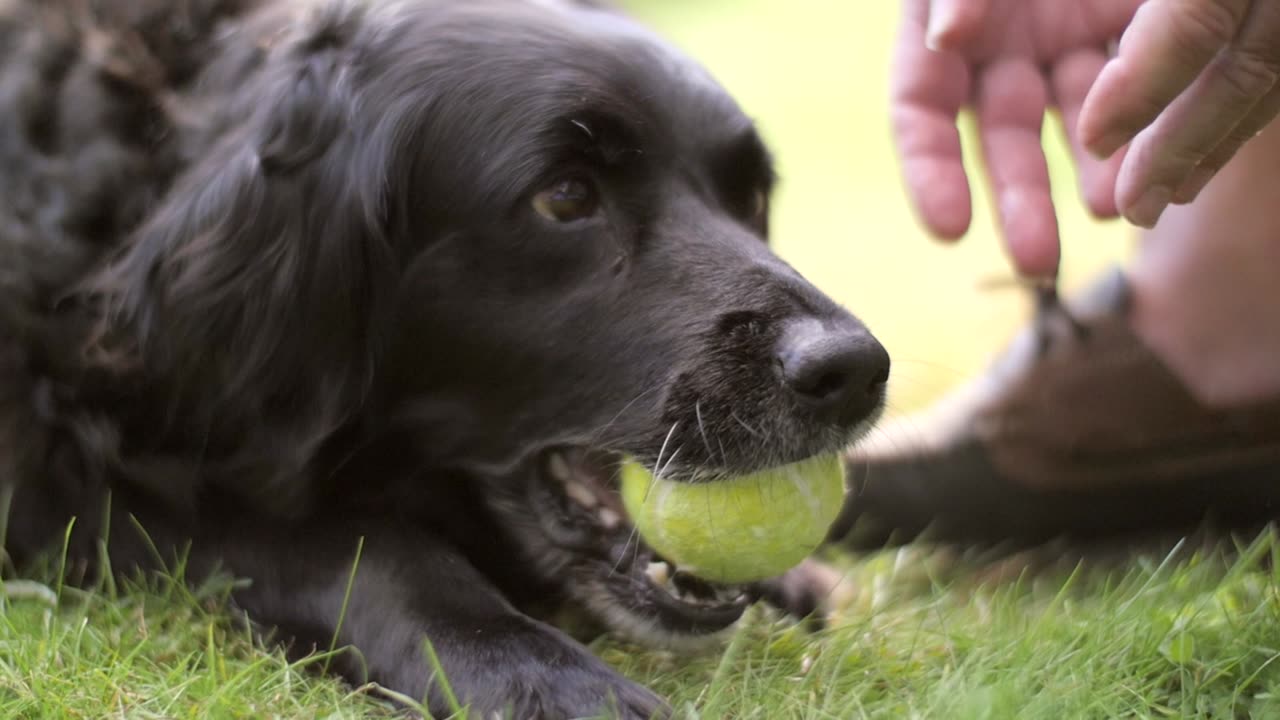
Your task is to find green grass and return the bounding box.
[0,571,393,718]
[6,534,1280,718]
[612,535,1280,719]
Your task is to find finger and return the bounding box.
[1051,48,1122,218]
[1061,0,1145,47]
[1175,86,1280,202]
[935,0,1143,56]
[975,58,1060,277]
[925,0,993,52]
[1078,0,1251,158]
[1116,0,1280,225]
[891,0,974,241]
[1173,2,1280,203]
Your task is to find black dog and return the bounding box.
[0,1,888,716]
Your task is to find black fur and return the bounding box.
[0,1,887,717]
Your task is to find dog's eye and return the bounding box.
[532,178,600,223]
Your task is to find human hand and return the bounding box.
[893,0,1280,277]
[891,0,1144,278]
[1079,0,1280,228]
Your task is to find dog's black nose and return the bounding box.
[777,319,890,421]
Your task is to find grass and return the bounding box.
[0,572,392,718]
[5,2,1272,719]
[5,533,1280,718]
[611,535,1280,719]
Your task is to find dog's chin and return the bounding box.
[496,431,871,649]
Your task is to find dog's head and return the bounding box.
[89,0,888,644]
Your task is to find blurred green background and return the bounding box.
[622,0,1133,415]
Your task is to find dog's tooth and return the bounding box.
[644,561,671,586]
[564,480,598,508]
[663,578,681,599]
[598,508,621,529]
[547,452,572,483]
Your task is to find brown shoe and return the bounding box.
[830,268,1280,549]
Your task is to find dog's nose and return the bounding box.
[776,319,890,422]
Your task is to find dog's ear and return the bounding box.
[86,8,396,422]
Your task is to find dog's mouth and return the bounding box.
[528,447,758,640]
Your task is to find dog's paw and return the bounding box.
[503,658,668,720]
[437,623,669,720]
[755,558,854,630]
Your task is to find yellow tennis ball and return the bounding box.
[619,454,846,584]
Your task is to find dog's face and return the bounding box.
[383,3,885,470]
[98,0,888,646]
[366,2,890,642]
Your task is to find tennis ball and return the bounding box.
[619,454,846,584]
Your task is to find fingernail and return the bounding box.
[1173,167,1215,204]
[1125,185,1172,229]
[925,1,956,52]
